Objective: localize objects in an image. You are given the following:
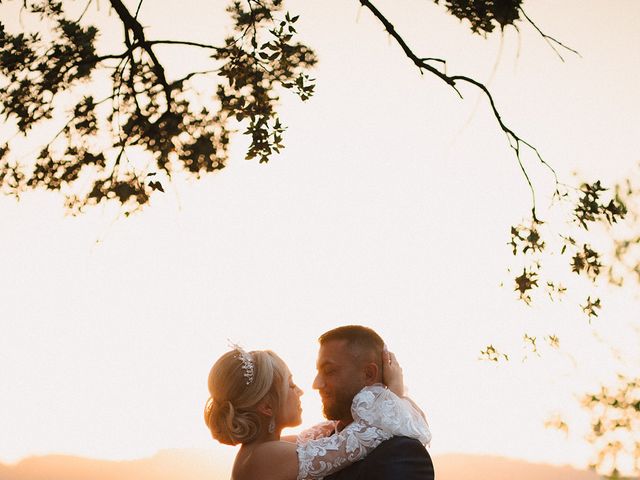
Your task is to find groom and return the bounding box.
[313,325,435,480]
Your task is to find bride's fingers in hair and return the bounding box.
[383,345,401,367]
[382,351,405,396]
[382,349,391,365]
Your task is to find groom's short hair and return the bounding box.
[319,325,384,366]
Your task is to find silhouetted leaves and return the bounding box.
[148,180,164,192]
[527,171,640,478]
[544,334,560,349]
[0,0,316,213]
[580,296,601,321]
[510,222,545,255]
[479,344,509,362]
[544,414,569,435]
[1,0,572,215]
[581,375,640,477]
[514,266,538,304]
[571,244,603,280]
[574,181,627,230]
[507,174,633,320]
[434,0,522,34]
[0,1,99,132]
[545,281,567,300]
[522,333,540,357]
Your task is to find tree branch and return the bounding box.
[135,39,222,51]
[519,8,580,62]
[109,0,172,106]
[358,0,561,221]
[86,40,222,68]
[358,0,461,97]
[76,0,94,22]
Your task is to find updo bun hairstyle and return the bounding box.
[204,349,288,445]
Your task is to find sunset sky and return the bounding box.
[1,0,639,476]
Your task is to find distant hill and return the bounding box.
[436,453,603,480]
[0,449,231,480]
[0,449,606,480]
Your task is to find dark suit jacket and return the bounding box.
[324,436,435,480]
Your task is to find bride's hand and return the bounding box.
[382,348,404,397]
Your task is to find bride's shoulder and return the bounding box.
[233,441,298,480]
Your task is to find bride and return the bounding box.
[204,346,430,480]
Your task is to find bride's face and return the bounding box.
[278,371,304,428]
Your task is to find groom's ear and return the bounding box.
[362,362,379,385]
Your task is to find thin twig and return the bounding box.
[77,0,94,22]
[133,0,144,19]
[134,39,222,51]
[520,8,580,62]
[172,69,220,86]
[358,0,565,221]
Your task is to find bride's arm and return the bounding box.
[282,420,337,444]
[383,349,428,422]
[240,422,386,480]
[251,389,430,480]
[260,351,429,480]
[295,351,430,480]
[296,389,431,479]
[237,420,344,480]
[296,415,392,480]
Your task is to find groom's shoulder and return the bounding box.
[361,436,434,479]
[327,437,434,480]
[369,436,430,459]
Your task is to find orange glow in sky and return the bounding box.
[1,0,639,474]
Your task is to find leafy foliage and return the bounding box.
[434,0,523,34]
[508,181,627,315]
[514,265,538,304]
[581,375,640,478]
[574,181,628,230]
[0,0,578,214]
[479,344,509,362]
[2,2,638,474]
[518,170,640,477]
[0,0,316,213]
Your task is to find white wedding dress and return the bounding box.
[295,384,431,480]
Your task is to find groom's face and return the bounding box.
[313,339,367,424]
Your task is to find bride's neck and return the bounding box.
[246,423,282,445]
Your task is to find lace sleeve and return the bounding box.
[296,417,391,480]
[357,386,431,446]
[296,385,431,480]
[297,421,338,442]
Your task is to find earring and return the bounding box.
[268,418,275,434]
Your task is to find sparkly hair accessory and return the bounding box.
[228,340,254,385]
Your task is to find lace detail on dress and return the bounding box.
[296,385,431,480]
[296,421,338,443]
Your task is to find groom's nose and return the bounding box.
[312,373,323,390]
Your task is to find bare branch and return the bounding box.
[358,0,462,96]
[76,0,94,22]
[519,8,580,62]
[172,69,220,86]
[358,0,562,220]
[136,39,222,51]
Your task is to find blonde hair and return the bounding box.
[204,349,288,445]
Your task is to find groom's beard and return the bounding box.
[322,387,360,421]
